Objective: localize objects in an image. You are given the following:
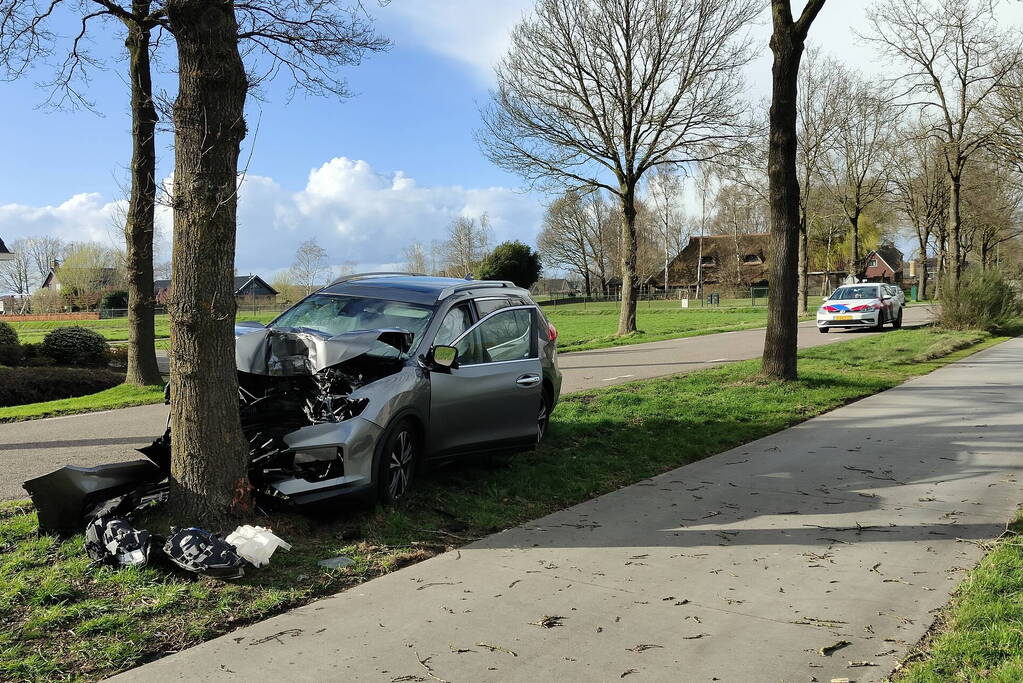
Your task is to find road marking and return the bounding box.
[603,374,636,381]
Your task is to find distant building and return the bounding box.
[0,237,13,262]
[41,262,121,291]
[862,244,905,284]
[655,233,771,292]
[155,274,279,306]
[531,277,580,296]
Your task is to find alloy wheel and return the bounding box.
[387,429,415,500]
[537,396,550,443]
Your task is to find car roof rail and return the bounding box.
[327,272,426,287]
[438,280,516,300]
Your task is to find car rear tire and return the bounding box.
[377,418,419,505]
[819,327,829,334]
[892,308,903,330]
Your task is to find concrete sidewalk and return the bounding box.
[111,337,1023,682]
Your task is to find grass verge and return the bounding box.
[0,383,166,423]
[0,324,1014,681]
[894,515,1023,681]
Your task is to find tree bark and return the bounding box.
[917,235,928,300]
[763,3,816,381]
[797,215,808,315]
[166,0,251,529]
[122,6,163,387]
[948,172,963,282]
[849,212,860,279]
[617,184,638,335]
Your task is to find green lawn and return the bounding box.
[896,516,1023,681]
[7,311,282,345]
[0,383,166,423]
[0,324,1012,682]
[546,301,819,352]
[10,302,824,354]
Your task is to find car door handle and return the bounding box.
[516,374,542,387]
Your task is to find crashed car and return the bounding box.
[142,274,562,506]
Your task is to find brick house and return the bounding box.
[862,244,905,283]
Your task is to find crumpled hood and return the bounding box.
[235,327,413,376]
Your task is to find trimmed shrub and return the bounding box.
[41,326,110,367]
[19,343,55,367]
[0,367,124,407]
[937,269,1020,331]
[0,321,18,346]
[101,290,129,310]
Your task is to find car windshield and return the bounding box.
[830,286,880,300]
[272,294,434,357]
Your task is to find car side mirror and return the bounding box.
[429,345,458,370]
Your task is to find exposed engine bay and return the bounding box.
[141,327,413,503]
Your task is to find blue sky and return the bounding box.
[2,1,1021,275]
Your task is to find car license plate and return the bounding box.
[835,315,853,320]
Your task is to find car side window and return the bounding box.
[434,304,473,347]
[454,308,536,365]
[474,297,513,318]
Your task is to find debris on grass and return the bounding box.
[318,556,355,569]
[529,615,565,628]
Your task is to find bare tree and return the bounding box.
[889,120,948,299]
[820,68,899,277]
[0,239,33,311]
[864,0,1023,282]
[796,47,841,313]
[401,241,429,275]
[762,0,827,381]
[289,239,333,295]
[646,168,689,291]
[164,0,387,527]
[538,191,598,295]
[479,0,759,335]
[444,214,492,276]
[961,159,1023,268]
[22,236,68,286]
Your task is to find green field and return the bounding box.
[0,324,1010,682]
[6,300,825,353]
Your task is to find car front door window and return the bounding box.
[434,304,473,347]
[454,308,536,365]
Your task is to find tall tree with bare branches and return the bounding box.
[864,0,1023,282]
[762,0,827,381]
[479,0,759,336]
[820,68,899,278]
[163,0,388,526]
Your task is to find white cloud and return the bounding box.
[0,193,127,247]
[0,158,544,276]
[380,0,533,81]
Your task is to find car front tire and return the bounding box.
[377,418,419,505]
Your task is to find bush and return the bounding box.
[101,290,129,310]
[41,326,110,367]
[0,321,18,346]
[0,367,124,407]
[937,269,1021,331]
[19,343,54,367]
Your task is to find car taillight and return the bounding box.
[547,322,558,341]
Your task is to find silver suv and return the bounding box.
[144,275,562,506]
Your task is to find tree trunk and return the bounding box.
[166,0,251,529]
[616,185,638,335]
[762,21,803,381]
[797,215,808,315]
[849,212,860,279]
[122,8,163,387]
[948,169,963,284]
[917,235,928,300]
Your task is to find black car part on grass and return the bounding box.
[164,527,246,579]
[23,459,166,534]
[85,515,153,567]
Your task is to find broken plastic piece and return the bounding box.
[318,555,355,569]
[164,527,246,579]
[84,515,152,567]
[225,525,292,568]
[23,460,165,534]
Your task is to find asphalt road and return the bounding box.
[0,306,934,500]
